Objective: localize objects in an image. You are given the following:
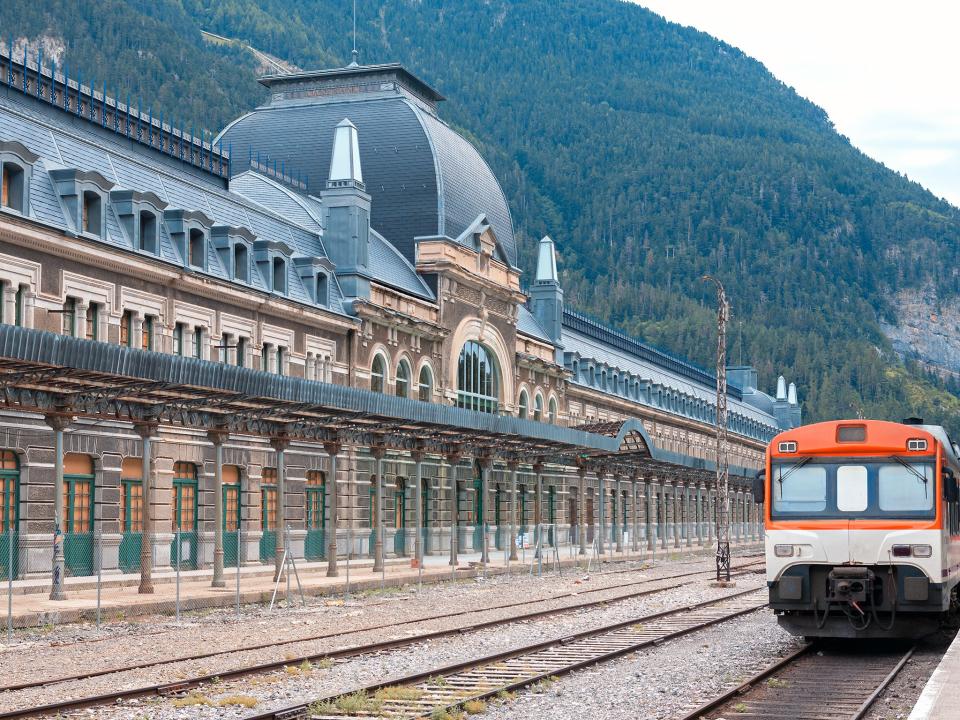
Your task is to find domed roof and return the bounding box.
[219,64,516,267]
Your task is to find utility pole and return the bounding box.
[704,275,730,582]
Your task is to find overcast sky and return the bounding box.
[636,1,960,207]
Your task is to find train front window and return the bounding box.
[878,463,934,512]
[773,464,827,512]
[771,459,936,519]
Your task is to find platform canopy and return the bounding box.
[0,325,751,480]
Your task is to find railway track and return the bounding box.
[0,567,765,719]
[680,643,915,720]
[0,557,764,699]
[245,587,768,720]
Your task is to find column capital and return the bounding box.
[506,459,519,471]
[207,428,229,446]
[577,465,589,480]
[270,435,290,452]
[532,461,545,474]
[134,421,159,440]
[477,456,494,470]
[370,444,386,460]
[324,441,343,457]
[409,448,426,463]
[45,413,73,432]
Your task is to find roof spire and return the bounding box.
[535,235,559,284]
[787,382,797,406]
[775,375,787,401]
[328,117,364,187]
[349,0,360,67]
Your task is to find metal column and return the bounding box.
[272,438,288,582]
[597,472,605,555]
[578,467,587,556]
[659,483,668,550]
[136,422,156,594]
[412,448,425,566]
[615,475,623,554]
[47,414,70,601]
[479,458,490,565]
[210,429,226,588]
[325,441,341,577]
[508,461,518,561]
[371,445,385,573]
[533,462,543,556]
[448,455,460,567]
[631,477,639,554]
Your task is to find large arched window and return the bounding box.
[534,394,544,422]
[371,354,387,393]
[418,365,433,402]
[548,397,558,424]
[518,390,529,419]
[396,359,411,398]
[456,341,499,413]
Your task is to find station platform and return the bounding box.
[0,541,759,629]
[908,628,960,720]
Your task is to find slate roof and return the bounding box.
[219,81,517,268]
[230,171,434,301]
[0,89,349,316]
[516,305,552,343]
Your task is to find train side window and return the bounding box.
[836,465,868,512]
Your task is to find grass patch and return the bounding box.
[335,691,383,715]
[217,695,258,708]
[463,699,487,714]
[171,693,213,708]
[431,709,466,720]
[495,690,515,704]
[374,686,425,701]
[766,677,788,688]
[733,701,748,712]
[300,659,314,673]
[316,657,334,670]
[428,675,449,687]
[309,699,338,715]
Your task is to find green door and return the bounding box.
[170,463,198,569]
[304,471,325,560]
[260,480,277,562]
[393,486,406,555]
[118,479,142,572]
[64,473,95,576]
[0,451,18,580]
[472,478,483,550]
[223,482,240,567]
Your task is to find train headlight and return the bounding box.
[774,544,795,557]
[912,544,933,558]
[891,545,912,557]
[891,544,932,558]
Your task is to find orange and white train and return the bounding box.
[756,419,960,638]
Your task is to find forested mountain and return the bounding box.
[3,0,960,430]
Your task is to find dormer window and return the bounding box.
[82,191,102,237]
[139,210,158,254]
[110,189,167,255]
[272,257,287,295]
[189,228,205,268]
[1,163,25,212]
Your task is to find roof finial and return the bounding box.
[349,0,360,67]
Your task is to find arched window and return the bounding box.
[418,365,433,402]
[548,397,558,424]
[1,162,25,213]
[188,228,205,268]
[233,244,248,282]
[138,210,157,254]
[396,359,411,398]
[456,340,499,413]
[315,273,328,306]
[518,390,529,419]
[371,354,387,393]
[534,394,544,422]
[272,257,286,294]
[82,191,102,237]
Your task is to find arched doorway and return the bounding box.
[64,453,95,576]
[305,470,325,560]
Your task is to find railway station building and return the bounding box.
[0,51,801,589]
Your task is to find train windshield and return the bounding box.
[771,459,935,519]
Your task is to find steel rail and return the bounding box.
[246,587,767,720]
[678,643,916,720]
[0,557,763,696]
[0,584,765,720]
